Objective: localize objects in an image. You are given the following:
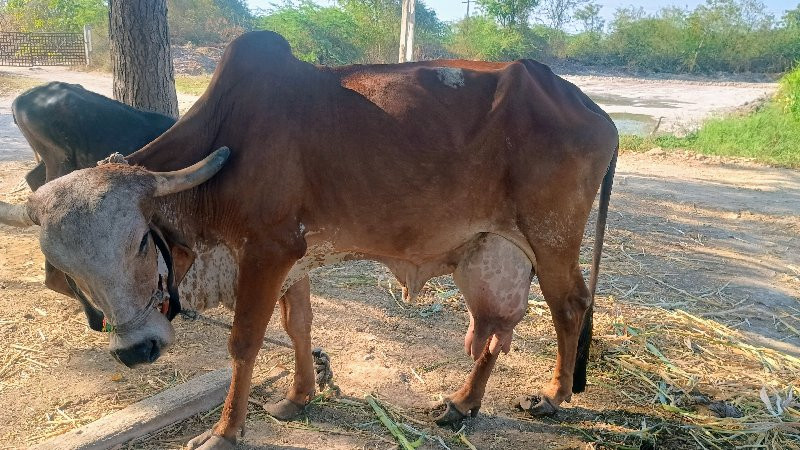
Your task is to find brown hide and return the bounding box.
[121,31,617,443]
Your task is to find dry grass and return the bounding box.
[595,306,800,448]
[0,72,42,97]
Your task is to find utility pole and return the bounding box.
[398,0,415,63]
[463,0,471,18]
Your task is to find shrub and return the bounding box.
[779,65,800,120]
[446,17,541,61]
[257,2,364,65]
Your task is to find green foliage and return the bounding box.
[2,0,106,32]
[257,0,448,64]
[257,2,364,65]
[0,0,796,75]
[565,0,800,73]
[786,4,800,28]
[476,0,538,27]
[779,65,800,120]
[574,1,604,33]
[538,0,588,31]
[622,70,800,168]
[446,16,539,61]
[168,0,253,44]
[687,103,800,168]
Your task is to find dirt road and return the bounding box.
[0,69,797,449]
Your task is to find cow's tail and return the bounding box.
[573,143,617,394]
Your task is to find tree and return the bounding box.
[476,0,538,28]
[785,4,800,28]
[109,0,178,118]
[257,0,447,64]
[2,0,105,32]
[168,0,253,44]
[446,15,540,60]
[537,0,587,30]
[257,2,364,65]
[574,1,603,33]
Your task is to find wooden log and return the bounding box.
[31,368,231,450]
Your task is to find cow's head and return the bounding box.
[0,148,230,367]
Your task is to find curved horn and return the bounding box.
[151,147,231,197]
[0,200,35,227]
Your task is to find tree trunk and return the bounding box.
[109,0,178,118]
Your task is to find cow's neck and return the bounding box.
[127,93,224,172]
[151,190,240,311]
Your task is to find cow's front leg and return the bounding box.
[264,275,316,420]
[187,250,296,450]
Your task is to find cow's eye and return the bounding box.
[138,233,149,255]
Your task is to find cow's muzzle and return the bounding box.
[111,339,162,367]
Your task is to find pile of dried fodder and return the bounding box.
[589,302,800,449]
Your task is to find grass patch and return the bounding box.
[622,65,800,169]
[175,75,211,96]
[0,72,42,97]
[621,103,800,168]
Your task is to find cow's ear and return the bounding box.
[171,242,195,284]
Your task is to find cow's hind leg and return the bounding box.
[263,275,317,420]
[514,245,590,416]
[433,234,531,427]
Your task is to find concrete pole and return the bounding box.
[398,0,416,63]
[83,25,92,65]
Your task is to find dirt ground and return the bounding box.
[0,70,798,449]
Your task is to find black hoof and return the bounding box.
[432,400,476,429]
[513,394,557,417]
[263,398,306,421]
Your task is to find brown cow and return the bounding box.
[0,31,617,449]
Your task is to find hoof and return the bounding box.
[186,429,236,450]
[513,394,558,417]
[263,398,306,420]
[430,400,478,429]
[313,347,333,391]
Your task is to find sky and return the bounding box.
[245,0,795,24]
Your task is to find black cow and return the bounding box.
[13,82,175,191]
[12,82,175,329]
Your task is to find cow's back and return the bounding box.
[328,59,615,158]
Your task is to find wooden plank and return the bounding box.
[31,368,231,450]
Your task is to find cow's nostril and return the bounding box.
[111,340,162,367]
[148,339,160,363]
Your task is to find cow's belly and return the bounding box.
[280,228,535,299]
